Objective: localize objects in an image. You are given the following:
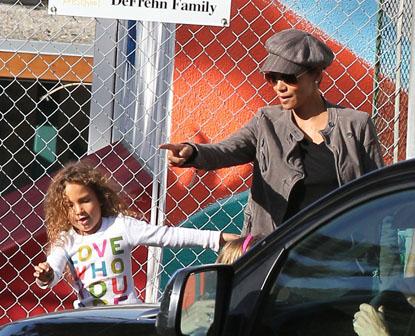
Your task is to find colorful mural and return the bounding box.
[161,0,395,283]
[166,0,378,223]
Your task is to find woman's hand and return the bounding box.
[219,233,240,247]
[34,262,54,285]
[159,143,194,167]
[353,303,389,336]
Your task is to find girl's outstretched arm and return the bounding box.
[124,216,239,251]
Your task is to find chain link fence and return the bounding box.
[0,0,413,324]
[373,0,412,162]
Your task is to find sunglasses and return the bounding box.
[265,69,309,85]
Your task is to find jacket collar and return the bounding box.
[286,98,339,141]
[321,99,338,136]
[286,111,304,143]
[265,98,339,144]
[262,105,303,144]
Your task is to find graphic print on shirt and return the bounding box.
[71,235,129,306]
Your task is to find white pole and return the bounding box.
[142,21,175,303]
[393,0,404,163]
[406,0,415,159]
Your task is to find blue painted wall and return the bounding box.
[282,0,379,64]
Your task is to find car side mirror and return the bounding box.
[156,264,234,336]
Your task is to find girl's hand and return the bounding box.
[219,233,240,246]
[34,262,54,285]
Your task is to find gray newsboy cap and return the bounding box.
[261,29,334,74]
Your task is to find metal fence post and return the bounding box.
[394,0,404,162]
[88,19,118,154]
[407,0,415,159]
[2,0,415,324]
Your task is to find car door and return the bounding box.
[251,185,415,335]
[154,162,415,336]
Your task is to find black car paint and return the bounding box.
[0,304,159,336]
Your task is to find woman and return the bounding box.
[160,28,384,236]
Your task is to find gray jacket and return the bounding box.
[188,102,384,236]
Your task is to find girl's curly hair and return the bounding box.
[45,161,133,246]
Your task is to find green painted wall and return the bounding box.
[159,191,248,292]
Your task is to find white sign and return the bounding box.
[48,0,231,27]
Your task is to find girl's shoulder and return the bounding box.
[106,214,148,229]
[106,215,149,243]
[111,213,143,223]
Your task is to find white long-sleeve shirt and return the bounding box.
[39,215,221,307]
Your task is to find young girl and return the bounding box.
[216,233,262,264]
[33,161,238,307]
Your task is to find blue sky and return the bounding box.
[282,0,379,64]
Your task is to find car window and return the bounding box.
[257,189,415,336]
[181,271,217,335]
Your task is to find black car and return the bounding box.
[2,159,415,335]
[0,304,160,336]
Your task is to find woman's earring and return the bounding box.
[314,80,319,84]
